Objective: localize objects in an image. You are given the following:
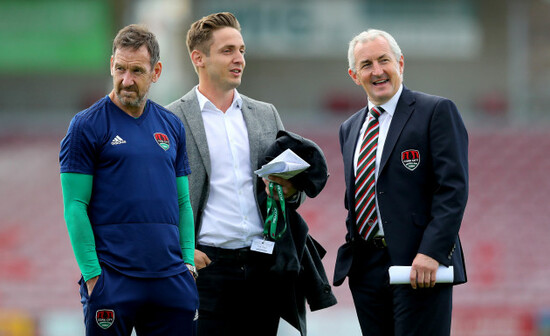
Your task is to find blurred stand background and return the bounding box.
[1,0,550,335]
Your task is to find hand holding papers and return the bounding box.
[388,266,454,285]
[254,148,310,180]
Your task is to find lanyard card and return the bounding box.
[251,238,275,254]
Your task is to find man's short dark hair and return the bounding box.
[112,24,160,69]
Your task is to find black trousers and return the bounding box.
[348,241,453,336]
[196,245,281,336]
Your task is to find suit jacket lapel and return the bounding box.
[380,86,415,173]
[180,91,212,176]
[241,97,260,169]
[345,107,368,175]
[344,107,369,208]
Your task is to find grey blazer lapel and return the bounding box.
[241,97,261,170]
[179,91,211,176]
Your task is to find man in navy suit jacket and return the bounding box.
[334,29,468,335]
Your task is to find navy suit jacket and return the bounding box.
[334,86,468,286]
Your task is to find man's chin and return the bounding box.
[226,76,242,86]
[368,89,393,105]
[227,81,241,90]
[118,94,143,108]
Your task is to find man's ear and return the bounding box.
[348,68,360,86]
[152,61,162,83]
[191,50,204,68]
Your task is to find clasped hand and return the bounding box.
[410,253,439,289]
[262,175,297,200]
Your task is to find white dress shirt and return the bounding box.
[353,84,403,235]
[195,87,264,249]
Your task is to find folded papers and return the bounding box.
[254,148,310,180]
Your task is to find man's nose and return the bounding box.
[372,62,383,76]
[234,52,245,64]
[121,72,135,87]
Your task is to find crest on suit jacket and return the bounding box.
[401,149,420,171]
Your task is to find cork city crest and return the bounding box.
[401,149,420,171]
[154,132,170,151]
[96,309,115,329]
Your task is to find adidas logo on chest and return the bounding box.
[111,135,127,145]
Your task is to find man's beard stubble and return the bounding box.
[116,85,147,108]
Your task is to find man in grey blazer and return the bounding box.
[166,12,299,336]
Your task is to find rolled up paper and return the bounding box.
[389,265,454,285]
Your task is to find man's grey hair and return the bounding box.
[348,29,402,73]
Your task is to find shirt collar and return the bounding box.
[194,86,243,112]
[368,84,403,118]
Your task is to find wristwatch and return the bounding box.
[185,263,198,280]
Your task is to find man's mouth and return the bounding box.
[120,87,137,94]
[373,79,389,86]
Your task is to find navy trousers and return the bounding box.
[79,265,199,336]
[348,241,453,336]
